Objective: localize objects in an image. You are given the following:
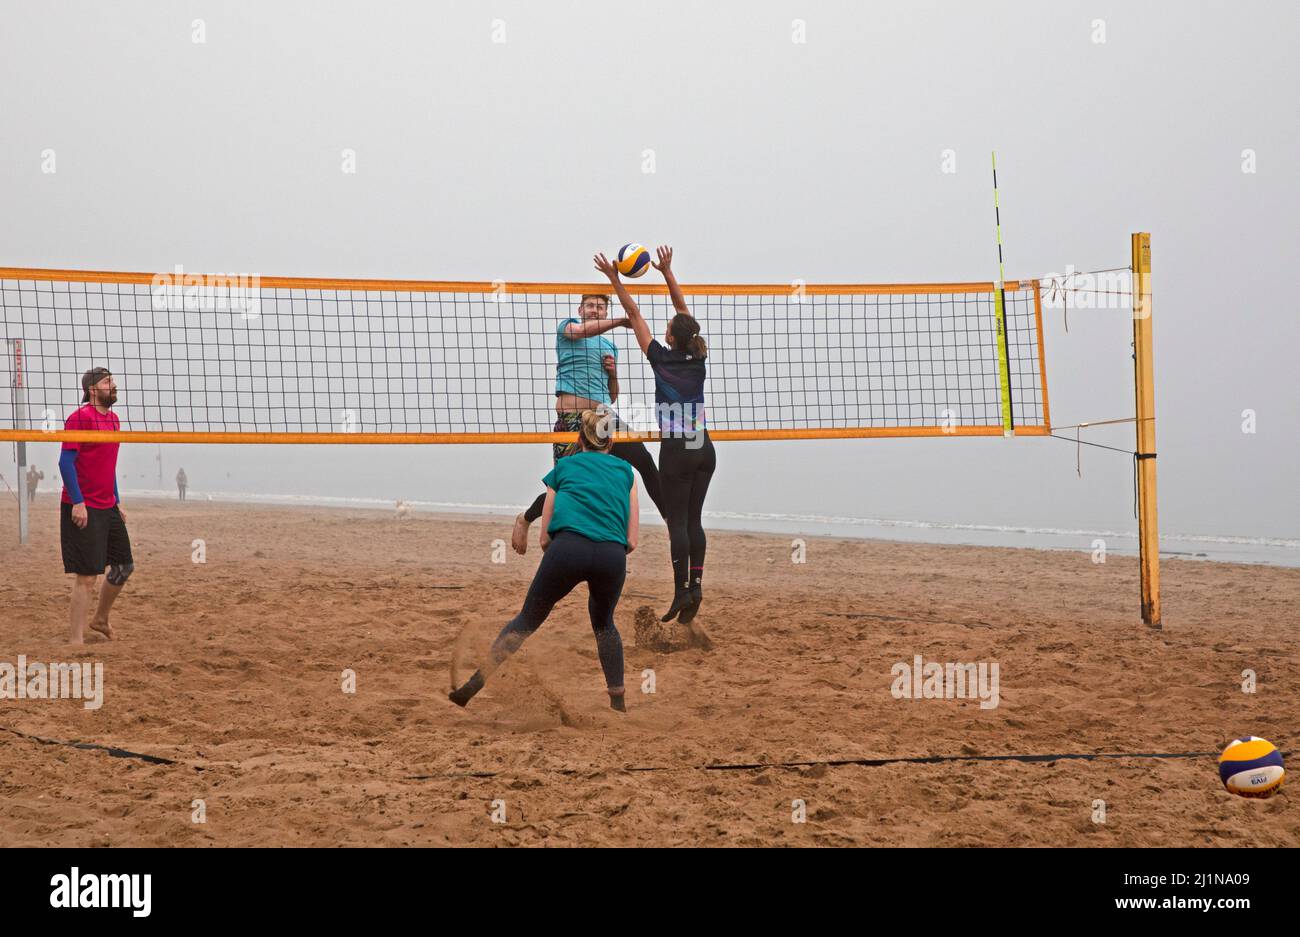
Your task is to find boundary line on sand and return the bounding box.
[419,750,1228,780]
[2,725,177,766]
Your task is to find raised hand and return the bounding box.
[652,245,673,273]
[593,252,619,282]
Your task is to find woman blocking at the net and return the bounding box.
[450,410,638,712]
[594,246,714,627]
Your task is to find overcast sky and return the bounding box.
[2,0,1297,541]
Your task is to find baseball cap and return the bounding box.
[81,367,112,403]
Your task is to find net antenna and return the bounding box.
[990,151,1015,437]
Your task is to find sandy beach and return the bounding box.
[1,497,1296,847]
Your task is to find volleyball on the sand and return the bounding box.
[1218,736,1285,798]
[615,243,651,277]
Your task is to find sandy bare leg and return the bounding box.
[69,575,96,645]
[89,618,114,640]
[89,580,124,640]
[511,513,531,555]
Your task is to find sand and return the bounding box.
[1,496,1296,847]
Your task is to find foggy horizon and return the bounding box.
[3,1,1297,547]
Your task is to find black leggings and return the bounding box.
[659,432,715,589]
[487,530,627,690]
[524,441,665,523]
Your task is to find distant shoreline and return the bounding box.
[20,486,1298,568]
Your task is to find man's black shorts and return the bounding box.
[61,502,133,576]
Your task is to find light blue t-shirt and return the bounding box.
[555,318,617,404]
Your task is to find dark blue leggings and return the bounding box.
[659,432,715,590]
[487,530,627,690]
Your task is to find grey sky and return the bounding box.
[2,0,1297,540]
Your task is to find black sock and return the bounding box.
[662,587,692,622]
[449,670,486,707]
[678,574,705,625]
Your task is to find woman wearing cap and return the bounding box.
[450,409,638,712]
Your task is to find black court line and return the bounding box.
[414,750,1224,781]
[819,610,992,627]
[686,751,1222,771]
[2,726,176,766]
[10,724,1279,780]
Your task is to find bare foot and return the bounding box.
[511,513,530,555]
[89,617,115,640]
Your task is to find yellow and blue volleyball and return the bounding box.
[615,243,651,278]
[1218,736,1284,798]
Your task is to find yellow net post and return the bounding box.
[1131,232,1161,629]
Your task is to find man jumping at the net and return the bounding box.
[510,291,665,554]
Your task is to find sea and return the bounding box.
[90,487,1300,568]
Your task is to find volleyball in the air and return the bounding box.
[615,243,651,278]
[1218,736,1284,798]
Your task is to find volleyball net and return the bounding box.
[0,268,1049,443]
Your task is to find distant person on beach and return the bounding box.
[27,465,44,503]
[176,467,188,501]
[451,410,638,712]
[60,367,134,644]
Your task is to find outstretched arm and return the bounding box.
[563,317,628,340]
[594,253,653,356]
[653,246,691,316]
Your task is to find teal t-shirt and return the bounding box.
[555,318,617,404]
[543,450,634,546]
